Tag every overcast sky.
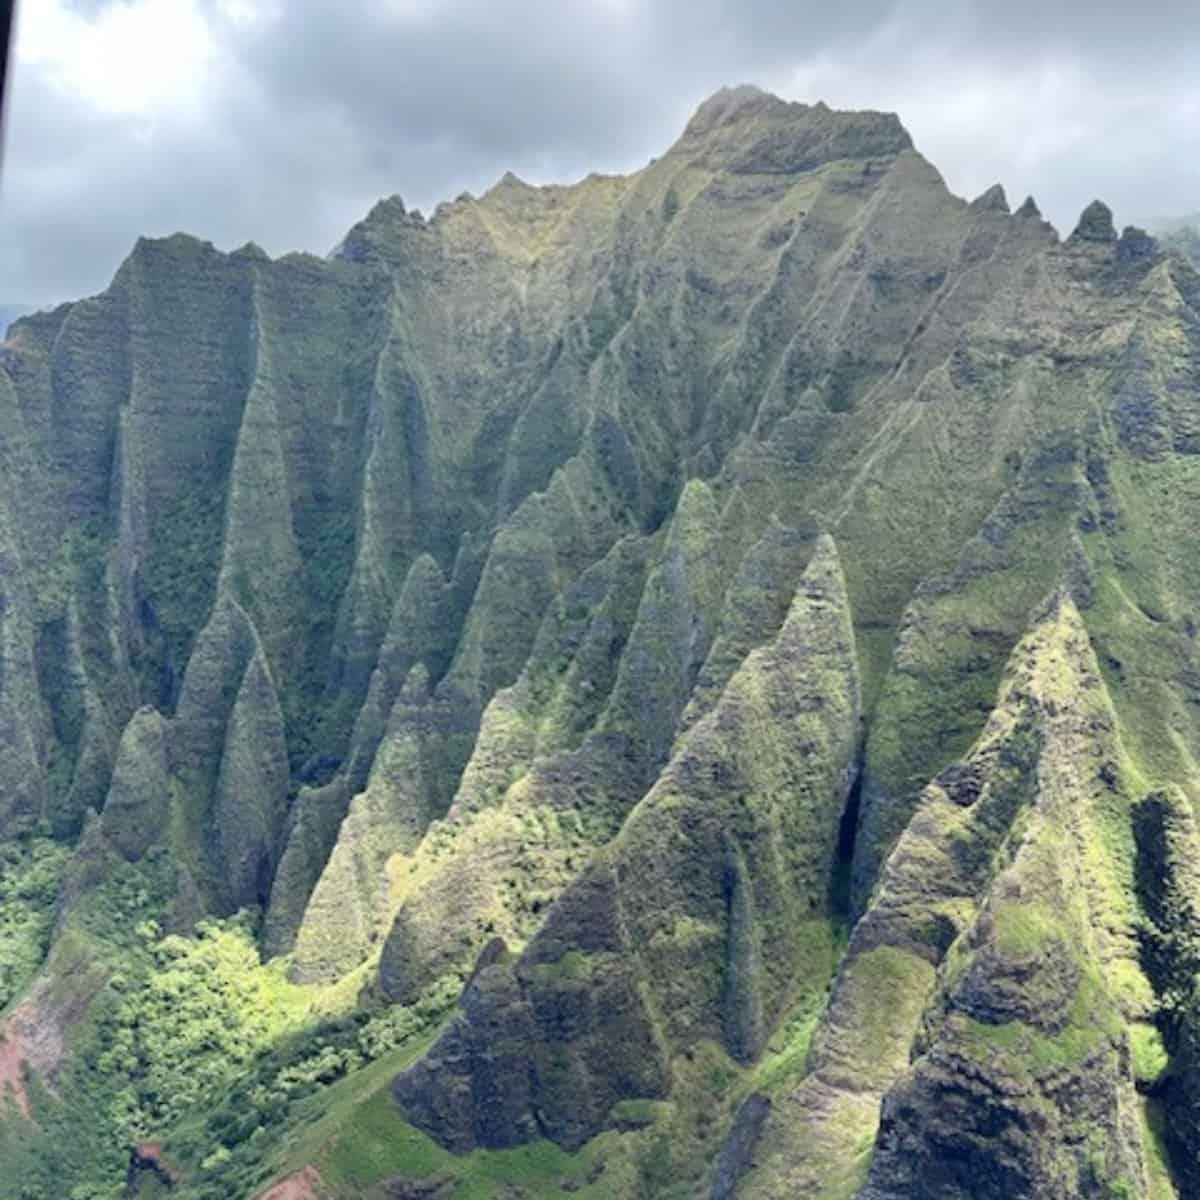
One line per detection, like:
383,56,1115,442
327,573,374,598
3,0,1199,307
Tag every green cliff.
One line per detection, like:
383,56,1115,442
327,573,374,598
1,85,1199,1199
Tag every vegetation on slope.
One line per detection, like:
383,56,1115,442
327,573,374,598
0,853,453,1200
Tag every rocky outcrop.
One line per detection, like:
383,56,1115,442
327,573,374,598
213,647,289,912
1071,199,1118,243
0,494,46,833
376,483,722,1004
1132,788,1200,1195
99,706,169,860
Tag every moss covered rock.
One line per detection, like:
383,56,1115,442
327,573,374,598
393,536,860,1153
99,706,169,861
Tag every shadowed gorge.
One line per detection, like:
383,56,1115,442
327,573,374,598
2,85,1200,1199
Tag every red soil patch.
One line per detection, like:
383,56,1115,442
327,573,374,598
0,1027,31,1120
257,1165,324,1200
0,944,108,1125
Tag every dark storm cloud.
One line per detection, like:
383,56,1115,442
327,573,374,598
3,0,1199,307
212,0,900,179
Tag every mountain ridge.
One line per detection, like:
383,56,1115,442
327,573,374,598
1,86,1199,1199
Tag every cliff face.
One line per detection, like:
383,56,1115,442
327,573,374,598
3,85,1200,1199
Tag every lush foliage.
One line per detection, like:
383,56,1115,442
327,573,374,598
0,838,70,1012
0,856,452,1200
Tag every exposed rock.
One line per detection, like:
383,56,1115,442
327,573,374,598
172,591,259,799
852,439,1092,913
255,1166,324,1200
742,593,1162,1198
1070,199,1117,243
0,933,108,1121
679,87,914,175
100,706,169,860
0,486,46,833
260,775,350,958
1133,788,1200,1192
709,1092,771,1200
393,871,671,1153
969,183,1009,213
377,487,720,1006
213,647,290,911
1118,225,1158,264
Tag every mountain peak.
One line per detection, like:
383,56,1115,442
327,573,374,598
677,85,912,175
970,183,1010,214
1069,198,1117,243
232,241,270,262
684,83,774,127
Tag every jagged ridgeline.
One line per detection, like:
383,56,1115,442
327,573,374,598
1,85,1200,1199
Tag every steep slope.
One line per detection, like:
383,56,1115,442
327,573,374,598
393,537,859,1158
0,85,1199,1199
741,592,1164,1199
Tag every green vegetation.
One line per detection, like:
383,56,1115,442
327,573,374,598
292,506,359,767
1131,1023,1170,1088
166,972,453,1200
0,847,453,1200
744,980,832,1095
144,482,226,680
0,838,69,1012
315,1089,616,1200
1140,1098,1180,1200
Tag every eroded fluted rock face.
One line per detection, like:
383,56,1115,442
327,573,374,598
729,595,1168,1200
1133,788,1200,1197
375,482,724,1004
394,537,860,1151
290,663,435,981
855,600,1147,1199
99,706,169,861
213,648,289,911
3,85,1200,1200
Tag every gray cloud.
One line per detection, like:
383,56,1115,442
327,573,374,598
3,0,1199,307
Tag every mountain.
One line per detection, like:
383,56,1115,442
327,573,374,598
0,84,1198,1199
